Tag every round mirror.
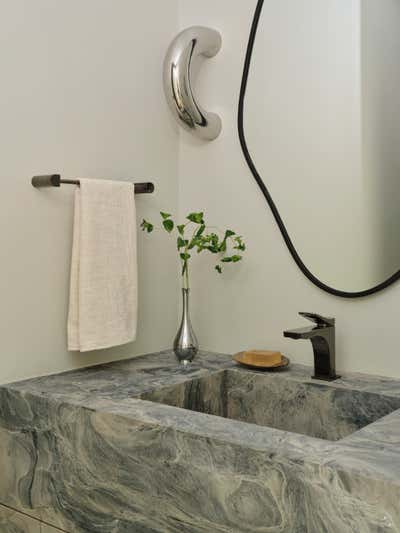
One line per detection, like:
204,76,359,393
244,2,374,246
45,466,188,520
240,0,400,297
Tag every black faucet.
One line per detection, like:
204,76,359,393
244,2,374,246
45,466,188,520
284,312,340,381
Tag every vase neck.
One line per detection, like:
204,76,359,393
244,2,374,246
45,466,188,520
182,287,189,298
181,288,190,310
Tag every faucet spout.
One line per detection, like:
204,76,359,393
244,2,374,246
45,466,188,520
284,326,321,340
284,313,340,381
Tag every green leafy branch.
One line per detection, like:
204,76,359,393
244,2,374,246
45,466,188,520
141,211,246,289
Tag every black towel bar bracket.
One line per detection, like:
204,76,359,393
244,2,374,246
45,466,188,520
31,174,155,194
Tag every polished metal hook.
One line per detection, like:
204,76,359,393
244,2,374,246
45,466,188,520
163,26,222,141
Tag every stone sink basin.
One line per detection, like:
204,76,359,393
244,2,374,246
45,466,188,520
2,351,400,532
139,368,400,441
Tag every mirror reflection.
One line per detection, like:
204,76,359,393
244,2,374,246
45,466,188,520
244,0,400,293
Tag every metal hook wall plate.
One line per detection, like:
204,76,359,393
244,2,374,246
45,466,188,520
163,26,222,141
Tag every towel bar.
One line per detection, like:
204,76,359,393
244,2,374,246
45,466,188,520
31,175,155,194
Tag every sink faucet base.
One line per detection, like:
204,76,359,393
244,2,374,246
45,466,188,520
312,374,341,382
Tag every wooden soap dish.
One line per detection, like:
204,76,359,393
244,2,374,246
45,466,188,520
234,350,290,371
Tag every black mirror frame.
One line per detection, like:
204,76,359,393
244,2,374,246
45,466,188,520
238,0,400,299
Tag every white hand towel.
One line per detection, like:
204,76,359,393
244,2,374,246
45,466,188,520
68,179,137,352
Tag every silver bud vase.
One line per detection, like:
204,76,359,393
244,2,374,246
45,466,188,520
174,288,198,364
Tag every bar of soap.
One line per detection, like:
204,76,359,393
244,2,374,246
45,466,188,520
243,350,282,366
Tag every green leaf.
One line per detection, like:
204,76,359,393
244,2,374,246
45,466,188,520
163,219,174,233
196,224,206,237
188,238,198,250
141,211,245,278
234,236,246,251
140,219,154,233
222,255,242,263
204,233,219,253
218,241,227,253
177,237,187,249
187,212,204,224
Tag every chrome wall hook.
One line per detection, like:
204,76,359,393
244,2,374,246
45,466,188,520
163,26,222,141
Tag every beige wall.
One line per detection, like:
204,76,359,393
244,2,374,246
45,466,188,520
0,0,179,383
178,0,400,378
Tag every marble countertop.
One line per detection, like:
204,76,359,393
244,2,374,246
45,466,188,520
4,350,400,483
2,350,400,532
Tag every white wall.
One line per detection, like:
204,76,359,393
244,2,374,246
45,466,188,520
178,0,400,378
0,0,180,383
2,0,400,384
244,0,376,293
361,0,400,280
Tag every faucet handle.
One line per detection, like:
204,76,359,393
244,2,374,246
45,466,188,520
299,312,335,327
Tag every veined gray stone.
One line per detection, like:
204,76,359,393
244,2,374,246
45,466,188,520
0,350,400,532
